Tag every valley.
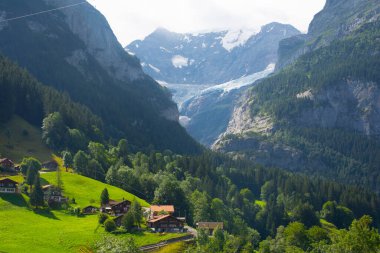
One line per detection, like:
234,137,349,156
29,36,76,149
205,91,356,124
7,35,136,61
1,0,380,252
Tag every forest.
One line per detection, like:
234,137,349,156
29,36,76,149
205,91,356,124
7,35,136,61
241,21,380,193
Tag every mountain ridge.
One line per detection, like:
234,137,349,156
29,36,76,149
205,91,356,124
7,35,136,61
126,22,300,84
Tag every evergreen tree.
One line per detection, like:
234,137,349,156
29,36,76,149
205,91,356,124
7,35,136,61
62,151,73,172
73,150,89,175
122,211,135,232
29,174,44,208
100,188,109,206
130,199,143,228
56,165,63,191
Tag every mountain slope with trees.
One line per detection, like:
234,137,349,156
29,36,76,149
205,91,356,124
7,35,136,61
0,0,200,154
214,20,380,193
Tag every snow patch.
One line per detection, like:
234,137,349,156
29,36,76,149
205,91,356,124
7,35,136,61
202,42,207,48
183,35,191,43
149,64,160,73
160,47,171,53
179,116,191,127
172,55,189,68
221,29,257,51
296,90,313,99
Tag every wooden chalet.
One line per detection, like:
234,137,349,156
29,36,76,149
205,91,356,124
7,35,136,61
0,178,18,193
197,222,224,235
101,199,131,216
147,214,185,232
82,205,98,215
0,158,15,169
42,185,66,204
42,160,58,171
150,205,175,219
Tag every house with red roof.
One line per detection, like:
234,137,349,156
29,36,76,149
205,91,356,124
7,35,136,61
149,205,175,219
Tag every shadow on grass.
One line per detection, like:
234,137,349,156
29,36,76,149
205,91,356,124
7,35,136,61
0,193,28,207
39,177,50,185
33,208,60,220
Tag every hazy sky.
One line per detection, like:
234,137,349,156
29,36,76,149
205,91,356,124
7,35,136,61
87,0,326,46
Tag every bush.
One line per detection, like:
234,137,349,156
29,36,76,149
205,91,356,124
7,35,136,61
99,213,109,224
104,219,117,232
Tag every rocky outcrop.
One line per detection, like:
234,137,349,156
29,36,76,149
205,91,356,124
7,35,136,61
295,80,380,135
43,0,144,82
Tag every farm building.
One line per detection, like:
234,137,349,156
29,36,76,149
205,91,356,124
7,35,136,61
147,214,185,232
0,178,18,193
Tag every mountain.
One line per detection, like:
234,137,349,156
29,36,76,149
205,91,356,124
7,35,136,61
277,0,380,69
0,0,200,154
126,23,299,146
126,23,300,84
180,64,275,146
213,0,380,193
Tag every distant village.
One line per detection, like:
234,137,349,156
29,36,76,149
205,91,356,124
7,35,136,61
0,157,223,235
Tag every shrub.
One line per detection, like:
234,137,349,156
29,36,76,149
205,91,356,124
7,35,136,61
104,219,117,232
99,213,109,224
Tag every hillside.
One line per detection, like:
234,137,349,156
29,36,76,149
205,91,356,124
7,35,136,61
0,0,200,154
214,21,380,193
0,172,182,253
0,116,52,161
40,172,149,207
276,0,380,69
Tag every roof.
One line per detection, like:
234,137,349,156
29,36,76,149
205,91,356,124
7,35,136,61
82,205,98,209
148,214,181,223
0,178,18,185
150,205,175,213
103,199,131,207
0,158,14,165
197,222,224,229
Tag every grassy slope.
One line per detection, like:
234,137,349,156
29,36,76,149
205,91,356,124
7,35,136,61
0,172,184,252
40,171,149,208
0,115,52,162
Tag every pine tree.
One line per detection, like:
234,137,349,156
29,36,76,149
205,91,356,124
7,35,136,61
130,199,143,228
100,188,109,206
56,165,63,191
29,174,45,208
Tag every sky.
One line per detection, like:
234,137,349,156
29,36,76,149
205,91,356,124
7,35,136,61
87,0,326,46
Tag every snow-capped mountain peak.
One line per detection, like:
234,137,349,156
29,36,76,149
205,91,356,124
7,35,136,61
126,22,300,84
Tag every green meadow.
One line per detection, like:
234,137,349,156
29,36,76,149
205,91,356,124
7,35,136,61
0,172,182,253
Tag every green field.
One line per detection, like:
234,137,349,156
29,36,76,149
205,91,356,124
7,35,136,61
0,115,52,162
0,172,184,252
41,171,149,208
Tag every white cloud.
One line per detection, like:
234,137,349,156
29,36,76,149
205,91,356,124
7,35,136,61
88,0,326,46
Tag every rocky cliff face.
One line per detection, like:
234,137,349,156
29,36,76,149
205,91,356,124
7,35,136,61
295,80,380,135
126,23,299,84
43,0,144,83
